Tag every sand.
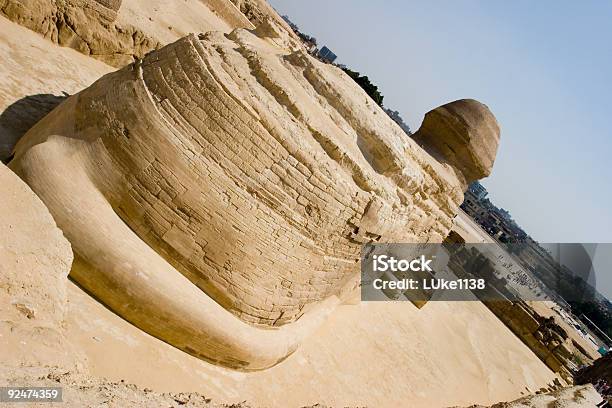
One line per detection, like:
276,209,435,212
66,280,557,408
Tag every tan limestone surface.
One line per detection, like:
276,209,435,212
0,0,256,162
9,14,499,370
413,99,501,184
116,0,252,45
0,0,160,67
0,0,252,68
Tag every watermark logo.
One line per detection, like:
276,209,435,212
372,254,434,272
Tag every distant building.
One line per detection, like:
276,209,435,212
461,182,527,243
318,46,337,63
468,181,488,201
305,43,317,54
498,207,511,221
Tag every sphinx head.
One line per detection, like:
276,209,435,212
412,99,500,185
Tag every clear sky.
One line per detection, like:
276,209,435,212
269,0,612,245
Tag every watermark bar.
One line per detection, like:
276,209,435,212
361,243,611,302
0,387,63,403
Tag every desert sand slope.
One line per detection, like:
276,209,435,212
0,17,114,161
66,281,557,408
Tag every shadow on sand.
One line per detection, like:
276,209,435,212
1,92,69,164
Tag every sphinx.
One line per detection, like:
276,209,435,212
9,24,500,370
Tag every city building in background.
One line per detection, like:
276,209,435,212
318,46,337,63
462,182,527,243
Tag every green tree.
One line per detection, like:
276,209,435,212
341,68,384,107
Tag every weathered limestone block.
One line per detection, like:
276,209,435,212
553,341,575,361
0,0,160,66
10,27,499,369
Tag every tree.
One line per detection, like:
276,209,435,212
341,68,384,107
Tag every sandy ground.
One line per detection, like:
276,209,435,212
66,280,557,408
0,18,113,106
464,384,603,408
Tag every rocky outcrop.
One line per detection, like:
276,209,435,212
413,99,500,184
9,22,499,369
0,163,78,370
0,0,160,66
230,0,294,34
0,0,259,68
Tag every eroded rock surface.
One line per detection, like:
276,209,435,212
10,25,500,369
0,163,78,370
0,0,160,66
0,0,256,67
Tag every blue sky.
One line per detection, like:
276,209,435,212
269,0,612,245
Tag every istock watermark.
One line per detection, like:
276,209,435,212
372,254,434,272
361,243,612,303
